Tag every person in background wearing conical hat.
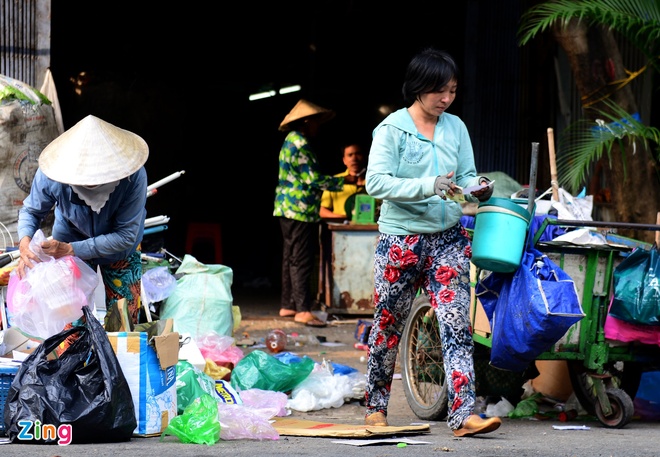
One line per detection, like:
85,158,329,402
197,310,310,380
273,99,360,327
17,115,149,331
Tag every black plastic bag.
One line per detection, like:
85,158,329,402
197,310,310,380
3,306,137,444
610,246,660,326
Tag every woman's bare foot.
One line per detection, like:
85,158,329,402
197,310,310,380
294,311,315,323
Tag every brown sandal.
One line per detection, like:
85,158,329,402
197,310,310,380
365,412,388,426
304,318,327,328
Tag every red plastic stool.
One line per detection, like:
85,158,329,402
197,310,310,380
185,222,223,264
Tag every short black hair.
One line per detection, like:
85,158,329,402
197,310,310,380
342,140,363,151
402,48,460,105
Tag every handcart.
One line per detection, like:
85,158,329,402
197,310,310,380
400,217,660,429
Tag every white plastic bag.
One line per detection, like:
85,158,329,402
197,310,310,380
6,230,99,340
551,188,593,221
287,362,363,412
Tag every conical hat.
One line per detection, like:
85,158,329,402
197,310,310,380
278,99,335,132
39,115,149,185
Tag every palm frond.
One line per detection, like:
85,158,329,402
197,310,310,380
556,100,660,193
518,0,660,56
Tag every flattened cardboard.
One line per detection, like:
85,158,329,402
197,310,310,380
272,417,430,438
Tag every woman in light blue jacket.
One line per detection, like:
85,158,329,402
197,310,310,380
363,47,500,437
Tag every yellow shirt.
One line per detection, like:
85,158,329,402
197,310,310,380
320,170,365,217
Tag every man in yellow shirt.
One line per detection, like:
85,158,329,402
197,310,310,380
320,142,367,219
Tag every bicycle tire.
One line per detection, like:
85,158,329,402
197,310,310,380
400,294,448,420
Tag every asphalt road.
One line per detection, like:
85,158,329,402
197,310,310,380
2,287,659,456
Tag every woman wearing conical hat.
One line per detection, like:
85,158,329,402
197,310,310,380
17,115,149,330
274,99,359,327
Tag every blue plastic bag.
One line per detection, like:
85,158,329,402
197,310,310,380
475,248,585,372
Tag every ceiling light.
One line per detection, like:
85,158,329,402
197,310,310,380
249,90,276,101
279,85,301,95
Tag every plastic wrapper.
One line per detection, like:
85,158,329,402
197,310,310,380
197,331,244,366
217,403,280,441
239,388,289,417
141,266,177,304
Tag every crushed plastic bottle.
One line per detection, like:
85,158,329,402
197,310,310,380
265,329,287,353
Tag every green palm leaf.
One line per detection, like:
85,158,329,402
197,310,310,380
519,0,660,72
557,99,660,193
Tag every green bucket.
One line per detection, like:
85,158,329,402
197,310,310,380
471,197,532,273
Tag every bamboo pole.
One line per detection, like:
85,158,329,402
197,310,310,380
547,128,560,202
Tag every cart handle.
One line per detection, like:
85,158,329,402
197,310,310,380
532,218,660,246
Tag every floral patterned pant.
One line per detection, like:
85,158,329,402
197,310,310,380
364,225,475,430
57,251,143,356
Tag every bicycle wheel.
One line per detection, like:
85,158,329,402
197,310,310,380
400,294,448,420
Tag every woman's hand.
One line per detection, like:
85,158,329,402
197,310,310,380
17,236,39,279
434,171,457,200
17,237,75,279
472,179,494,202
41,239,74,258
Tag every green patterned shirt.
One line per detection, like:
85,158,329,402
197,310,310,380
273,130,345,222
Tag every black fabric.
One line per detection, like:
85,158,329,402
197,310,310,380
279,217,318,312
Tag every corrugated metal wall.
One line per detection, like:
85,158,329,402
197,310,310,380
0,0,50,88
463,0,532,184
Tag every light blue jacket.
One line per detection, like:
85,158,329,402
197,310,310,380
366,108,485,235
18,167,147,264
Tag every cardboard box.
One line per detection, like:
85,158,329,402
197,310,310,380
107,331,179,437
469,263,491,336
531,360,574,402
